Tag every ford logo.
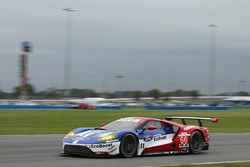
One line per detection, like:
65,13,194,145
143,135,153,142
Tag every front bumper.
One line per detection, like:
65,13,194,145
63,142,120,156
64,145,98,156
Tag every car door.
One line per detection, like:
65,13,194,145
139,120,176,153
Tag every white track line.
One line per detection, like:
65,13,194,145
137,160,250,167
186,160,250,165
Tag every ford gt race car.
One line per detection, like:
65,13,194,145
61,116,218,157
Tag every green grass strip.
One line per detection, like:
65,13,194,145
0,109,250,134
159,161,250,167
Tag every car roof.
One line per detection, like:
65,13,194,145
121,117,184,127
120,116,165,122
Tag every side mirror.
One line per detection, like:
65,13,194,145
147,125,157,130
100,123,107,127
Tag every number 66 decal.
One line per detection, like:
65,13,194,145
180,136,188,144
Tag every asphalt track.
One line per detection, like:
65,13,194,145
0,133,250,167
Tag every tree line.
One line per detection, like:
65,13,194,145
0,84,249,99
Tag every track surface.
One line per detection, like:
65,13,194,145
0,133,250,167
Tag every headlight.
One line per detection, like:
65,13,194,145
64,131,75,139
99,134,117,141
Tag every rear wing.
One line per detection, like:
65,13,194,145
165,116,219,127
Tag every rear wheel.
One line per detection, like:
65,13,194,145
189,131,203,154
120,134,137,158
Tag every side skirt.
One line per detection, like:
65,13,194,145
142,150,188,156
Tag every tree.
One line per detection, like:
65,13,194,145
236,92,249,96
162,92,170,101
133,91,142,101
25,83,35,96
13,83,35,98
13,86,22,97
174,89,185,96
148,89,161,100
0,89,3,99
190,90,199,99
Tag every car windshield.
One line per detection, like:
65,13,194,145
101,118,143,131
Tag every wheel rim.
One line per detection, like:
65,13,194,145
121,135,137,156
191,133,201,150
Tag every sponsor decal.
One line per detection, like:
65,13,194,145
108,148,117,153
143,135,153,142
178,132,191,137
107,145,116,151
90,143,112,148
108,145,117,153
154,135,167,141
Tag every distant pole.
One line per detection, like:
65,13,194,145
116,74,125,98
208,24,219,96
20,54,28,98
62,8,80,97
20,42,32,100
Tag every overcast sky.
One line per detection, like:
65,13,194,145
0,0,250,94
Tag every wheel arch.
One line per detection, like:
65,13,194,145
190,129,205,141
120,132,139,143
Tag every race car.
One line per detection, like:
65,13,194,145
61,116,218,157
73,103,96,110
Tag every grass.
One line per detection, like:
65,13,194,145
159,162,250,167
0,109,250,134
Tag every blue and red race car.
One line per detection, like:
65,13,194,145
61,116,218,157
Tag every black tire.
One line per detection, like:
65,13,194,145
189,131,203,154
120,133,138,158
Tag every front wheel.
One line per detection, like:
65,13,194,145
120,134,137,158
189,131,203,154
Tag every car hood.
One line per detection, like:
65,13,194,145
63,129,119,144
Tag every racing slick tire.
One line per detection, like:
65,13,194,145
189,131,203,154
120,133,138,158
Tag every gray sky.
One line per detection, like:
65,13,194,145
0,0,250,94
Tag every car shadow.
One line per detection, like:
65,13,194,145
59,151,209,159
